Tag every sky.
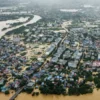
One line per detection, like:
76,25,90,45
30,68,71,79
0,0,100,7
23,0,100,4
19,0,100,6
22,0,100,8
0,0,100,4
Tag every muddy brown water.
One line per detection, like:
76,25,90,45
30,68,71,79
1,89,100,100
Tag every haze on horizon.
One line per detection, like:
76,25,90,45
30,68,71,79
1,0,100,7
20,0,100,5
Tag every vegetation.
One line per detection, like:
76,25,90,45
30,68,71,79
2,28,7,31
5,91,10,95
30,57,37,61
32,92,35,96
20,52,27,56
6,26,26,35
26,88,33,94
20,80,27,87
94,73,100,89
68,84,93,95
36,92,39,96
39,80,66,95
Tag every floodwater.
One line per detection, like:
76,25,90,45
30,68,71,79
83,4,94,8
0,17,29,30
0,15,41,38
1,89,100,100
60,9,82,12
0,90,15,100
24,15,41,25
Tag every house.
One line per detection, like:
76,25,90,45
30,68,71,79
45,44,55,56
13,80,20,89
97,68,100,72
63,39,70,45
37,58,44,62
92,61,100,67
54,38,62,46
58,59,67,66
63,50,72,60
51,57,58,63
1,86,9,93
26,81,35,89
68,60,78,68
98,54,100,60
0,79,4,86
72,51,82,60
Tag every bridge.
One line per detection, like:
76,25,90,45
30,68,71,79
9,86,25,100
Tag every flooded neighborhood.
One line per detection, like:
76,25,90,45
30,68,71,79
0,0,100,100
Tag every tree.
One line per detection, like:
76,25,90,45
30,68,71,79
26,88,33,94
86,76,93,82
68,87,79,95
20,52,27,56
79,84,93,94
39,80,66,95
20,80,27,87
5,91,10,95
32,92,35,96
36,92,39,96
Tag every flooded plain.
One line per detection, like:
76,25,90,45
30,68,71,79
0,15,41,38
60,9,82,12
0,89,100,100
